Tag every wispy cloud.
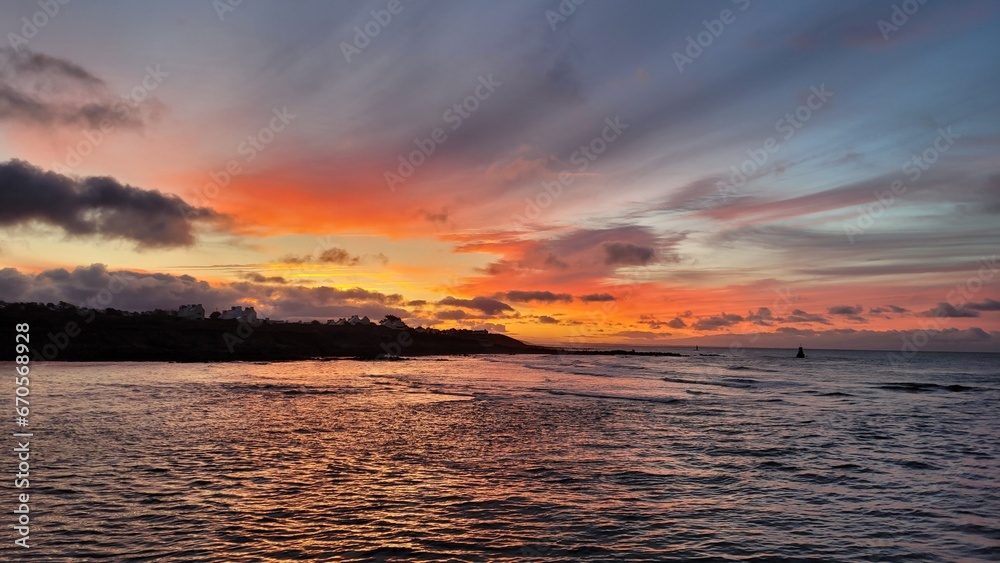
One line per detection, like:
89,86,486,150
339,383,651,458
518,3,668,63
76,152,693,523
499,290,573,303
0,48,156,129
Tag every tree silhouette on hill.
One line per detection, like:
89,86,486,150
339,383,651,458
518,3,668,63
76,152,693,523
379,314,407,329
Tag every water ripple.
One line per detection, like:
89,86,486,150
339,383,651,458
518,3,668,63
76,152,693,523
3,353,998,561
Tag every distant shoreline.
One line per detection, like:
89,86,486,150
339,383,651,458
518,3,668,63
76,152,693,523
1,303,686,362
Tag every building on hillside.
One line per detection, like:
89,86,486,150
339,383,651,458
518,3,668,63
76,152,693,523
220,306,243,320
178,304,205,320
220,306,258,323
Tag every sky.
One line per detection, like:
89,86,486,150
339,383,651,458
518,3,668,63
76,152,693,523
1,0,999,352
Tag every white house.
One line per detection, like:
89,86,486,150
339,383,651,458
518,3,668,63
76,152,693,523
220,306,258,323
220,306,243,320
178,304,205,320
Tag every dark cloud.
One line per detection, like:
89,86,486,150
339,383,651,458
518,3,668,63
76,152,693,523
603,242,656,266
278,254,309,264
639,314,670,329
579,293,615,302
240,273,288,284
0,264,411,321
0,268,31,298
472,226,680,280
746,307,774,326
693,313,744,331
667,317,687,329
828,305,863,315
537,315,559,324
784,309,831,325
0,48,152,129
967,298,1000,311
15,51,104,84
279,248,388,266
870,305,909,314
438,296,514,316
309,286,403,305
921,302,980,318
501,290,572,303
0,159,225,249
318,247,359,265
436,310,469,320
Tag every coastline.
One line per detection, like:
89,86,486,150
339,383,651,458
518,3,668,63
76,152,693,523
1,304,684,362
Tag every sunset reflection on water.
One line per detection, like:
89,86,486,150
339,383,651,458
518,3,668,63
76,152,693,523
8,351,999,560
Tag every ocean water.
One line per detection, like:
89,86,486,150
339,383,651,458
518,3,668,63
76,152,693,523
4,349,999,561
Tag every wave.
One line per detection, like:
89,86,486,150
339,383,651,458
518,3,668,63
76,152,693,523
724,377,759,384
894,460,941,470
217,382,352,396
876,382,978,393
662,376,755,389
535,388,681,404
725,365,781,373
527,367,621,378
757,460,799,472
